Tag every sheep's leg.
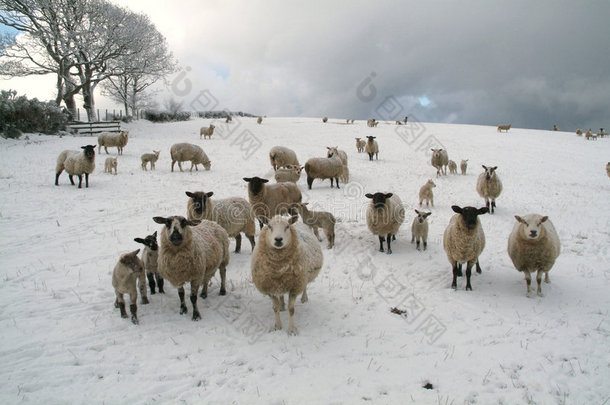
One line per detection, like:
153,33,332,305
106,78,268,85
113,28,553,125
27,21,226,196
84,173,89,188
287,292,298,335
491,199,496,213
200,280,208,299
544,271,550,284
68,174,75,185
378,235,385,252
219,264,227,296
178,161,184,172
55,171,62,186
234,234,242,253
307,176,314,190
271,296,282,331
247,235,256,251
475,260,482,274
456,263,463,277
375,153,378,160
147,273,157,294
423,239,427,251
416,238,421,251
129,292,138,325
156,274,165,293
279,295,286,311
104,146,109,154
325,228,334,249
171,161,176,172
115,292,127,318
77,174,83,189
524,271,532,297
301,286,308,303
178,287,188,314
430,195,434,207
536,270,544,297
451,262,459,289
190,282,201,321
465,262,474,291
386,234,393,254
138,273,149,304
312,227,322,242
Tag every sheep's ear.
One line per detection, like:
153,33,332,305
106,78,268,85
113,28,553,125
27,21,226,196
326,147,331,150
134,238,145,245
243,177,252,182
130,249,140,256
365,193,374,199
492,166,498,171
152,231,157,237
206,192,214,198
153,216,168,225
451,205,462,214
185,191,196,198
482,165,487,170
515,215,525,224
540,216,548,223
260,216,270,225
289,214,299,225
186,219,201,227
261,178,269,183
384,193,393,199
414,209,420,214
477,207,489,215
424,212,432,218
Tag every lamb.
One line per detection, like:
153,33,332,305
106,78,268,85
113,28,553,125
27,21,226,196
112,249,146,325
170,143,211,172
476,165,503,214
585,129,593,139
497,124,511,132
243,176,302,228
141,150,160,171
322,116,328,123
365,192,405,254
293,202,336,249
251,214,323,335
367,119,378,127
355,137,366,153
55,145,96,188
418,179,436,207
460,159,468,175
395,120,403,125
448,160,458,174
152,216,230,320
199,124,215,140
430,148,449,176
134,231,164,295
411,210,431,251
98,130,128,155
507,214,561,297
365,136,379,160
304,149,343,189
553,124,560,131
575,128,582,136
443,205,488,291
274,165,303,183
326,146,349,183
226,115,232,123
269,146,300,171
185,190,256,253
257,116,263,124
104,157,118,175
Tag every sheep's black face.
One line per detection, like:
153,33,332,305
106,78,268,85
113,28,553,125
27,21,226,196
415,210,431,224
243,177,269,196
186,191,213,215
452,206,488,230
81,145,96,159
153,216,200,247
366,136,376,142
366,192,393,210
134,231,158,251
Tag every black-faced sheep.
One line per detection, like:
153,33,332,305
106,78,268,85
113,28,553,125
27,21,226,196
365,136,379,160
112,249,145,325
55,145,96,188
243,177,302,228
365,192,405,254
476,165,503,214
134,231,164,295
170,143,211,172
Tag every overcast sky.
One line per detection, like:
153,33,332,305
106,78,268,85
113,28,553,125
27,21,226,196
2,0,609,130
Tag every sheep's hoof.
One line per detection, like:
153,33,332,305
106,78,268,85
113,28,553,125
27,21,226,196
121,313,128,319
141,297,150,305
131,316,139,325
537,291,544,297
192,312,201,321
288,326,299,336
379,248,384,252
465,285,472,291
451,283,457,290
200,291,207,299
180,305,188,315
386,249,392,254
273,323,282,331
219,289,226,296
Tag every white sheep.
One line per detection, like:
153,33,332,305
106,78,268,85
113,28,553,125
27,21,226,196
355,137,366,153
326,146,349,183
497,124,511,132
104,157,118,175
448,160,457,174
575,129,582,136
226,115,232,123
200,124,215,140
430,148,449,177
443,205,488,290
508,214,560,297
98,131,128,155
418,179,436,207
365,192,405,254
476,165,503,214
112,249,146,325
322,116,328,123
243,176,302,228
606,162,610,177
365,136,379,161
251,214,323,335
141,150,160,170
411,209,431,251
134,231,164,295
257,116,263,124
170,143,211,172
274,165,303,183
367,119,378,127
460,159,468,175
153,216,230,320
293,202,336,249
55,145,96,188
304,150,343,189
269,146,300,171
186,190,256,253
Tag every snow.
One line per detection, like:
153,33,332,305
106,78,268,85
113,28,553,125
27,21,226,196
1,117,609,404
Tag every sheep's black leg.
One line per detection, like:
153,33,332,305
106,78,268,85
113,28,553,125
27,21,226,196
130,304,138,325
156,275,165,293
258,220,264,230
491,200,496,214
178,288,187,314
200,281,208,299
451,262,459,289
190,294,201,321
378,235,385,252
335,177,340,189
84,173,89,188
423,240,427,250
118,302,128,318
307,176,314,190
55,171,62,186
330,178,334,188
68,174,75,185
77,174,83,188
457,263,463,277
386,234,393,254
219,265,227,296
486,199,491,213
465,262,473,291
234,233,242,253
476,260,482,274
147,273,157,294
368,153,373,161
247,235,256,251
416,240,420,250
375,153,378,160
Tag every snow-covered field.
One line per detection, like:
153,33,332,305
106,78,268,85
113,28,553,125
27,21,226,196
1,117,609,404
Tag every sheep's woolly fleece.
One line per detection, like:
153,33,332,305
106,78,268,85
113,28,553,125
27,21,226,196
0,117,609,404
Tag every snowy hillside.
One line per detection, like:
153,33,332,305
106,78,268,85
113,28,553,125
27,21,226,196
1,117,609,404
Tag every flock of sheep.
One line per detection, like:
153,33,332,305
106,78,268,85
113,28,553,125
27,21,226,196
53,118,607,333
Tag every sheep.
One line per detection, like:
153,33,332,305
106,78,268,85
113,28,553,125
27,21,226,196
460,159,468,175
226,115,232,123
403,116,408,124
200,124,215,140
507,214,561,297
443,205,488,291
411,210,431,251
322,116,328,123
274,165,303,183
418,179,436,207
269,146,300,171
365,136,379,161
575,128,583,136
257,116,263,124
243,176,302,228
600,128,608,138
251,214,323,335
367,119,379,127
365,192,405,254
607,162,610,177
55,145,96,188
170,143,211,172
292,202,336,249
497,124,511,132
448,160,458,174
326,146,349,183
585,129,598,140
152,216,230,319
355,137,366,153
98,130,129,155
185,190,256,253
553,124,560,131
141,150,160,171
476,165,503,214
112,249,145,325
134,231,164,295
104,157,118,175
430,148,449,177
395,120,403,125
304,149,343,189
